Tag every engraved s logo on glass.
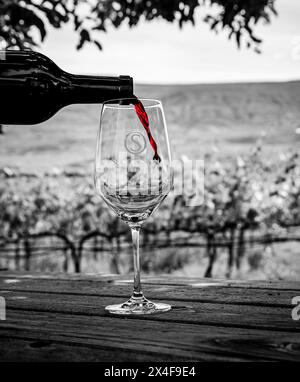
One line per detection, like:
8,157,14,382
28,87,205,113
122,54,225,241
125,132,146,155
291,296,300,321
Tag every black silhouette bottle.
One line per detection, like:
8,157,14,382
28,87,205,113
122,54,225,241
0,50,134,125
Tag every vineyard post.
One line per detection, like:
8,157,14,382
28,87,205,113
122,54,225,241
204,230,217,278
236,224,245,269
14,238,20,270
23,237,31,271
226,226,236,279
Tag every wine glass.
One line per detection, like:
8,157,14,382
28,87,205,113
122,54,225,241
94,98,173,314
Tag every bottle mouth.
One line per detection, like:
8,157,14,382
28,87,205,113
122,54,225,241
119,75,134,98
103,98,162,110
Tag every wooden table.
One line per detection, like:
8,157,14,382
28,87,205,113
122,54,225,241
0,272,300,362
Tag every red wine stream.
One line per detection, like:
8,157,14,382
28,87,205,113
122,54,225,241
131,97,161,162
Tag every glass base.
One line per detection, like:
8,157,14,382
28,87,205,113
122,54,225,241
105,295,171,315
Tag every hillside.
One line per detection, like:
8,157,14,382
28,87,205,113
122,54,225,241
1,81,300,172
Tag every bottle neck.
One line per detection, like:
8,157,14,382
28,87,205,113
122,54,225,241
66,74,133,104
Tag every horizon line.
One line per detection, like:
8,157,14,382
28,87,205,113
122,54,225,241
134,77,300,87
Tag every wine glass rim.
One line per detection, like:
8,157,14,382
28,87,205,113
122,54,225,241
102,98,162,110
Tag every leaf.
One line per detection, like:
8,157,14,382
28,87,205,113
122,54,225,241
2,0,278,52
74,15,81,31
210,19,219,31
92,24,107,32
76,29,91,50
235,30,241,48
27,13,47,42
93,40,102,50
251,35,262,44
11,5,46,41
269,3,278,16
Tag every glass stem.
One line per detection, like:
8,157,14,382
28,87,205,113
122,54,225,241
131,226,143,298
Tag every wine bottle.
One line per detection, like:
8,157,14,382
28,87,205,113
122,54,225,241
0,50,133,125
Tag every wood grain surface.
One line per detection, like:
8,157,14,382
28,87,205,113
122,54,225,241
0,272,299,362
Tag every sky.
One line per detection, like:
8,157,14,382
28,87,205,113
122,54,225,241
39,0,300,84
